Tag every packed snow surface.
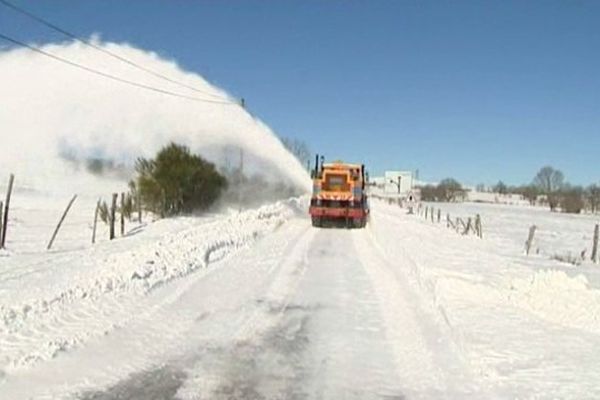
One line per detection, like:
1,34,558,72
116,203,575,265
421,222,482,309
1,199,600,399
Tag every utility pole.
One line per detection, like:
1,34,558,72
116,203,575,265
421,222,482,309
238,147,244,211
110,193,117,240
389,177,401,195
1,174,14,249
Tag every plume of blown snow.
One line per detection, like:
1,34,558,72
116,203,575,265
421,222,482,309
0,38,311,197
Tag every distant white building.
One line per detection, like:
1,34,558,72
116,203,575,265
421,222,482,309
384,170,414,195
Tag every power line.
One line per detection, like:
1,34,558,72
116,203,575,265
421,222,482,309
0,32,236,105
0,0,227,100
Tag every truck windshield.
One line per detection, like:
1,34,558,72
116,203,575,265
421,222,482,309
323,174,348,191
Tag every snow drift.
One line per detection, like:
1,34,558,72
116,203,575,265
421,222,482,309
0,199,303,372
0,38,311,196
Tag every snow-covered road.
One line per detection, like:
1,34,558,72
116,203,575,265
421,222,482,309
0,205,478,399
2,199,600,399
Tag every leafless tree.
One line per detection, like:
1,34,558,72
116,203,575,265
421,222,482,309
515,185,539,205
587,184,600,213
281,137,311,168
493,181,508,194
533,166,564,211
438,178,466,202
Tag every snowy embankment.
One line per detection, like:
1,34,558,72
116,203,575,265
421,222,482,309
0,198,303,374
371,200,600,398
419,201,600,333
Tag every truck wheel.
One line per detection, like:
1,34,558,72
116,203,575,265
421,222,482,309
311,217,321,227
355,217,366,228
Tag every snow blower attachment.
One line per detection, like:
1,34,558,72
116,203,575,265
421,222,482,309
309,155,369,228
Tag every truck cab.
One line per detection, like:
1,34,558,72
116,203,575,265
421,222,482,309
309,156,369,228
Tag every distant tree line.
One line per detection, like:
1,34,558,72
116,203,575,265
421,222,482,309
444,165,600,214
488,166,599,214
419,178,467,202
280,137,311,170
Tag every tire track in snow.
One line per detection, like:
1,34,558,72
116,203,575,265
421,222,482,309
358,211,489,399
181,228,407,400
175,224,316,399
352,228,450,397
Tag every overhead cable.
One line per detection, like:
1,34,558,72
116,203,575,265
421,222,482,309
0,0,227,100
0,32,235,105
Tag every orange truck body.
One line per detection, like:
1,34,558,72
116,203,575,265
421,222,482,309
309,158,369,228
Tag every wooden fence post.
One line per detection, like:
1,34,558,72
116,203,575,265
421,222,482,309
457,217,467,233
463,217,472,235
1,174,14,249
47,194,77,250
137,192,142,223
431,207,434,222
92,199,100,244
475,214,483,238
437,209,441,223
425,207,428,219
110,193,117,240
592,224,599,263
446,213,450,228
455,217,460,233
525,225,537,255
0,201,3,247
120,192,125,236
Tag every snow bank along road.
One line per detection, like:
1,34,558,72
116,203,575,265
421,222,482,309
1,199,600,399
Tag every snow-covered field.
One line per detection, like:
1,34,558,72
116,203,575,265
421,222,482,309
1,197,600,399
424,201,600,267
374,201,600,398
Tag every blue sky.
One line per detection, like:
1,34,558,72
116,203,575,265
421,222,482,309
1,0,599,185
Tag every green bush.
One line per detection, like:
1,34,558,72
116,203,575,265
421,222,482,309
132,143,227,217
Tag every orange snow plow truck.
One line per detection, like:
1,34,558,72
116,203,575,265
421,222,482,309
309,155,369,228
